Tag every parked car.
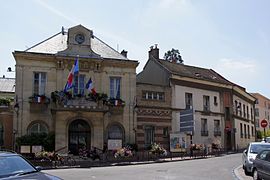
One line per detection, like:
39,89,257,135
0,151,62,179
242,142,270,175
252,149,270,180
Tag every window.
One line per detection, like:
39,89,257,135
108,124,123,140
244,124,247,138
235,100,238,114
214,120,221,136
214,96,218,106
0,122,3,146
33,72,46,95
247,106,249,119
225,107,230,121
28,122,48,135
243,104,246,118
251,107,254,119
255,108,259,117
185,93,193,109
145,126,155,147
240,123,243,138
201,119,208,136
203,96,210,111
142,91,164,101
110,77,121,99
74,74,85,95
252,126,254,137
163,127,169,137
247,125,250,139
239,102,242,116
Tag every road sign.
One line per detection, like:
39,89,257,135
261,119,268,128
180,109,194,133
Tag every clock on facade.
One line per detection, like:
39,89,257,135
75,34,85,44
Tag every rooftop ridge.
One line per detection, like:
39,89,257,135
93,35,128,60
25,31,64,52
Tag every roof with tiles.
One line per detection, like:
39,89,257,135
25,27,128,60
0,77,15,93
156,59,233,85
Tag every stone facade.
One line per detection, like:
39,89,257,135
13,25,138,154
136,46,256,151
136,83,172,150
251,93,270,133
0,77,15,150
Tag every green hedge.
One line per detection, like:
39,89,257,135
16,132,55,152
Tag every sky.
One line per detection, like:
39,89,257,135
1,0,270,98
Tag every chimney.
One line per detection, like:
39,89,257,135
121,50,128,58
148,44,159,60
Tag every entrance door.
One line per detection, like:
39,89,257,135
226,131,232,151
68,120,91,155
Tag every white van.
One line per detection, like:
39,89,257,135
242,142,270,175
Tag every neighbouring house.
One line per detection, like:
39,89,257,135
12,25,138,154
136,45,255,151
0,76,15,150
251,93,270,134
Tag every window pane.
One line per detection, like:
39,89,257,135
145,126,154,146
33,72,46,95
108,125,123,139
29,123,48,135
110,77,121,99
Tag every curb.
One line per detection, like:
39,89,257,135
232,165,243,180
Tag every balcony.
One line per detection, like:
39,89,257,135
201,130,209,136
29,95,50,113
50,91,125,113
214,130,221,136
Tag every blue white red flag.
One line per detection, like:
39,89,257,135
64,58,79,92
86,78,96,94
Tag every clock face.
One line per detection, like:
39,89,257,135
75,34,85,44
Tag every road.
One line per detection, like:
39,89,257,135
43,153,249,180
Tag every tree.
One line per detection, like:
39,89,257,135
164,48,183,64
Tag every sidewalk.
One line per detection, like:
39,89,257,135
51,153,219,169
233,165,252,180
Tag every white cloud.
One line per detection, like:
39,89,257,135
213,58,260,89
33,0,79,24
217,58,257,73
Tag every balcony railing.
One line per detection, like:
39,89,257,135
201,130,209,136
203,106,210,112
50,91,125,113
214,131,221,136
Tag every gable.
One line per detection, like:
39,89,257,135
137,59,170,86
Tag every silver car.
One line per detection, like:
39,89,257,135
242,142,270,175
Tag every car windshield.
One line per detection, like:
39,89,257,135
0,155,37,178
250,144,270,154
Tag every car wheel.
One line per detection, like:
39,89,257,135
253,169,261,180
244,166,250,176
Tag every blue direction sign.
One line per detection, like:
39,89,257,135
180,109,194,133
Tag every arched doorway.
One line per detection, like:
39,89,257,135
106,124,125,149
68,119,91,155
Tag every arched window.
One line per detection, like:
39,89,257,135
0,122,3,146
108,124,124,140
28,122,48,135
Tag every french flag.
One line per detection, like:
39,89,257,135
64,58,79,92
86,78,96,94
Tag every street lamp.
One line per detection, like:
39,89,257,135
13,103,19,151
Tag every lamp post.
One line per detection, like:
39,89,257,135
13,102,19,151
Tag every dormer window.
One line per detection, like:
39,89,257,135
195,73,202,78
